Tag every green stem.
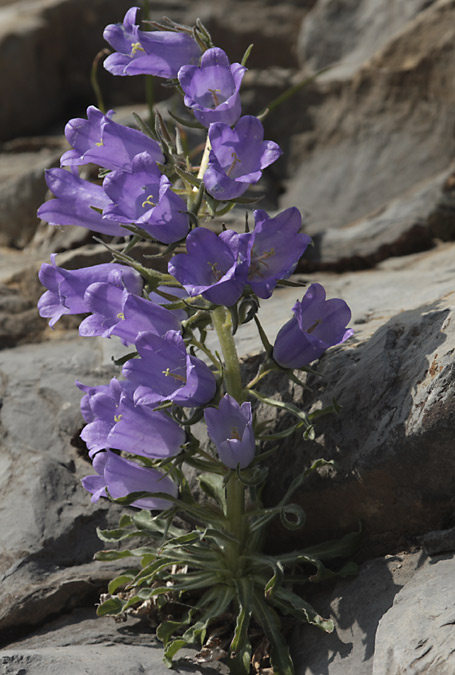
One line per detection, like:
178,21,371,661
211,305,246,573
211,306,243,402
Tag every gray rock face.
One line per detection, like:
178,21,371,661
1,0,455,672
298,0,433,78
292,550,422,674
283,0,455,236
373,555,455,674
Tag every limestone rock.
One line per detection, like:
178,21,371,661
299,166,455,271
2,608,226,674
373,555,455,674
0,335,125,638
282,0,455,236
298,0,433,78
0,139,62,248
292,551,422,674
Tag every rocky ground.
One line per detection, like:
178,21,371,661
1,0,455,673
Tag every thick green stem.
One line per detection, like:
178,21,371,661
211,306,243,402
211,305,246,573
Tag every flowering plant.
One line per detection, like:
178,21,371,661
38,7,357,674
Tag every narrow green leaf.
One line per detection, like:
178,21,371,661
168,108,205,129
96,596,125,616
94,549,136,561
231,577,253,667
164,638,187,667
198,473,227,510
241,43,254,67
108,574,136,595
157,620,186,647
272,586,334,633
253,593,295,675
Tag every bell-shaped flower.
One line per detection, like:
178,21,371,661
168,227,249,306
82,450,178,510
203,116,282,201
38,168,125,236
38,256,143,327
178,48,246,128
78,378,133,456
204,394,255,469
273,283,354,369
78,378,185,460
103,153,189,244
103,7,200,78
79,283,180,345
240,207,312,299
60,106,163,171
106,396,185,459
123,330,216,408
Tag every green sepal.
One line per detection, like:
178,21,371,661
174,165,202,188
111,351,138,366
168,108,205,129
276,278,308,288
241,43,254,67
132,112,157,140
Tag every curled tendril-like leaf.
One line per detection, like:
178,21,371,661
280,503,306,530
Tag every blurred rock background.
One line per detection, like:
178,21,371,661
0,0,455,673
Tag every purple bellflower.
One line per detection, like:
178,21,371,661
79,283,181,345
38,256,143,327
103,152,190,244
204,394,255,469
241,207,312,299
168,227,248,306
60,106,163,171
38,168,125,237
178,47,246,128
78,378,185,459
78,378,133,456
82,450,178,510
273,283,354,369
123,330,217,408
103,7,200,78
203,116,282,201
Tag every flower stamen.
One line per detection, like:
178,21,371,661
226,152,241,177
307,319,322,334
142,195,156,208
130,42,145,56
162,367,186,383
